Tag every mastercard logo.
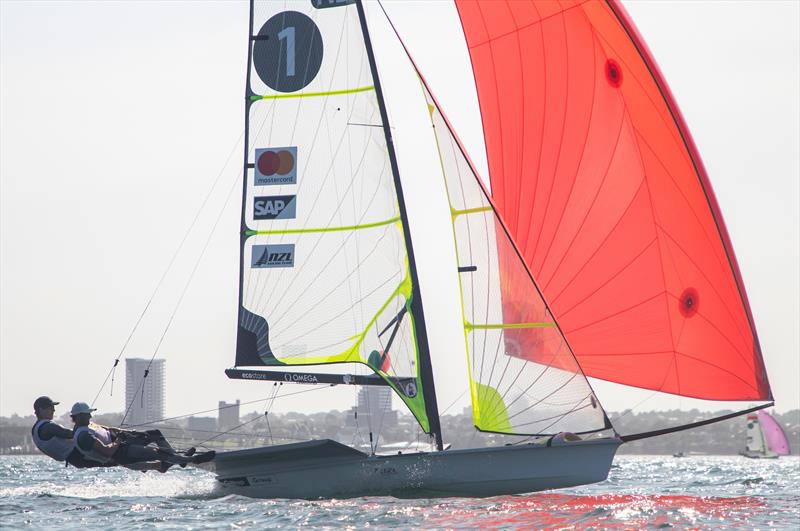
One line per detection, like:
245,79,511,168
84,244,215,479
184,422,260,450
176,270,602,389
258,149,295,176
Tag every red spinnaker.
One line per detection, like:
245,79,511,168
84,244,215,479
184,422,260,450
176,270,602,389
455,0,771,401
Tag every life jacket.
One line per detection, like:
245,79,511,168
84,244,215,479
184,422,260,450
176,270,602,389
31,419,74,461
73,423,115,464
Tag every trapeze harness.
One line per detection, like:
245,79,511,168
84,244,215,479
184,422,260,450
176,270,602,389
31,419,74,461
73,423,115,464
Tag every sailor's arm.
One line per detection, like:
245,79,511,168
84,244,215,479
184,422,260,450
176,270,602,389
76,431,120,457
100,424,134,438
38,422,73,440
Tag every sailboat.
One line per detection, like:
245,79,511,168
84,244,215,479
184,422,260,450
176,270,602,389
740,411,791,459
203,0,774,499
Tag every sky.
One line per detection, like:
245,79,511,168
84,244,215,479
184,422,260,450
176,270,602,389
1,0,798,422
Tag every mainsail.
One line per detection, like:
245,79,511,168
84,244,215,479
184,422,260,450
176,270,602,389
233,0,439,440
454,0,771,402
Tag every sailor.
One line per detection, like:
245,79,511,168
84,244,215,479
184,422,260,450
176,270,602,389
70,402,215,472
31,396,112,469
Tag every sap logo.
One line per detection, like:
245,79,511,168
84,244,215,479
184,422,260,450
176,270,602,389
251,244,295,269
253,195,296,220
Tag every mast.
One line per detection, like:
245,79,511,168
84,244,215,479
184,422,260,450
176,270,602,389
236,0,256,325
355,0,443,450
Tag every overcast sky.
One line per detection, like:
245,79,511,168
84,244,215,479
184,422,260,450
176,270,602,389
1,1,798,422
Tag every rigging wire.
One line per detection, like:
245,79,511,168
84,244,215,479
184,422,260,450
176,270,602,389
120,166,243,426
196,411,271,449
439,391,466,416
194,384,335,449
91,131,244,408
116,385,334,450
262,383,282,444
121,385,330,429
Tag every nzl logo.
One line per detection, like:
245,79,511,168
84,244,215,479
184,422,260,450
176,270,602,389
253,195,296,220
251,244,295,269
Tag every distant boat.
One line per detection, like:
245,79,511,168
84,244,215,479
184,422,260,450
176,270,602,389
672,452,686,458
740,411,791,459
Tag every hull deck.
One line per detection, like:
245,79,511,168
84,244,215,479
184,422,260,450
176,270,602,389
212,438,621,499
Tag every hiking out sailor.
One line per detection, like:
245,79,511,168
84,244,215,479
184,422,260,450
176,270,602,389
31,396,112,468
69,402,215,472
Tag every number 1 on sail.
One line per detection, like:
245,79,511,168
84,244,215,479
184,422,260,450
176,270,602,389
278,27,295,77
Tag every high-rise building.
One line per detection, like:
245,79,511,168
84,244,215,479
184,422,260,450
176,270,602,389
218,399,240,432
124,358,165,427
356,386,396,428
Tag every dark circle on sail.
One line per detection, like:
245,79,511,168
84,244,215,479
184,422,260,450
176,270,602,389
253,11,323,93
679,287,699,317
605,59,623,88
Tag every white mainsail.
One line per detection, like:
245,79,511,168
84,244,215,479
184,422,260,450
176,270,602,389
235,0,437,435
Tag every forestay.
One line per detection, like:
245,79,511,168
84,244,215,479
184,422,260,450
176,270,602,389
234,0,432,432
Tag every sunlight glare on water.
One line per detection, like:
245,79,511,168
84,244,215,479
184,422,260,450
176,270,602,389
1,455,798,529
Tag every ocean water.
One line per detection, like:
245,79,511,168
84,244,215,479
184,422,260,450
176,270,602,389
1,455,798,529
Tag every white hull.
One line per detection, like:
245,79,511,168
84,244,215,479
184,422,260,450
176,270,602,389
212,438,621,499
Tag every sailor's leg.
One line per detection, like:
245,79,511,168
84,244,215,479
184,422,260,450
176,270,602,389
114,444,193,466
144,429,174,451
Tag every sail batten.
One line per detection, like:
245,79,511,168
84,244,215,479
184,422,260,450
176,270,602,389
252,85,375,100
246,215,400,236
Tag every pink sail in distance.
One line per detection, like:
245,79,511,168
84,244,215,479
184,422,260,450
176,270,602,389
758,411,791,455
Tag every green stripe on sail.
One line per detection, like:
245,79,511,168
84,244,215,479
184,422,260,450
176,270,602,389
464,321,555,331
251,85,374,101
451,206,492,218
245,216,400,237
268,265,429,432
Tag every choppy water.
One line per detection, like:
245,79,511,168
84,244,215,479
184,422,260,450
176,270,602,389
1,454,798,529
